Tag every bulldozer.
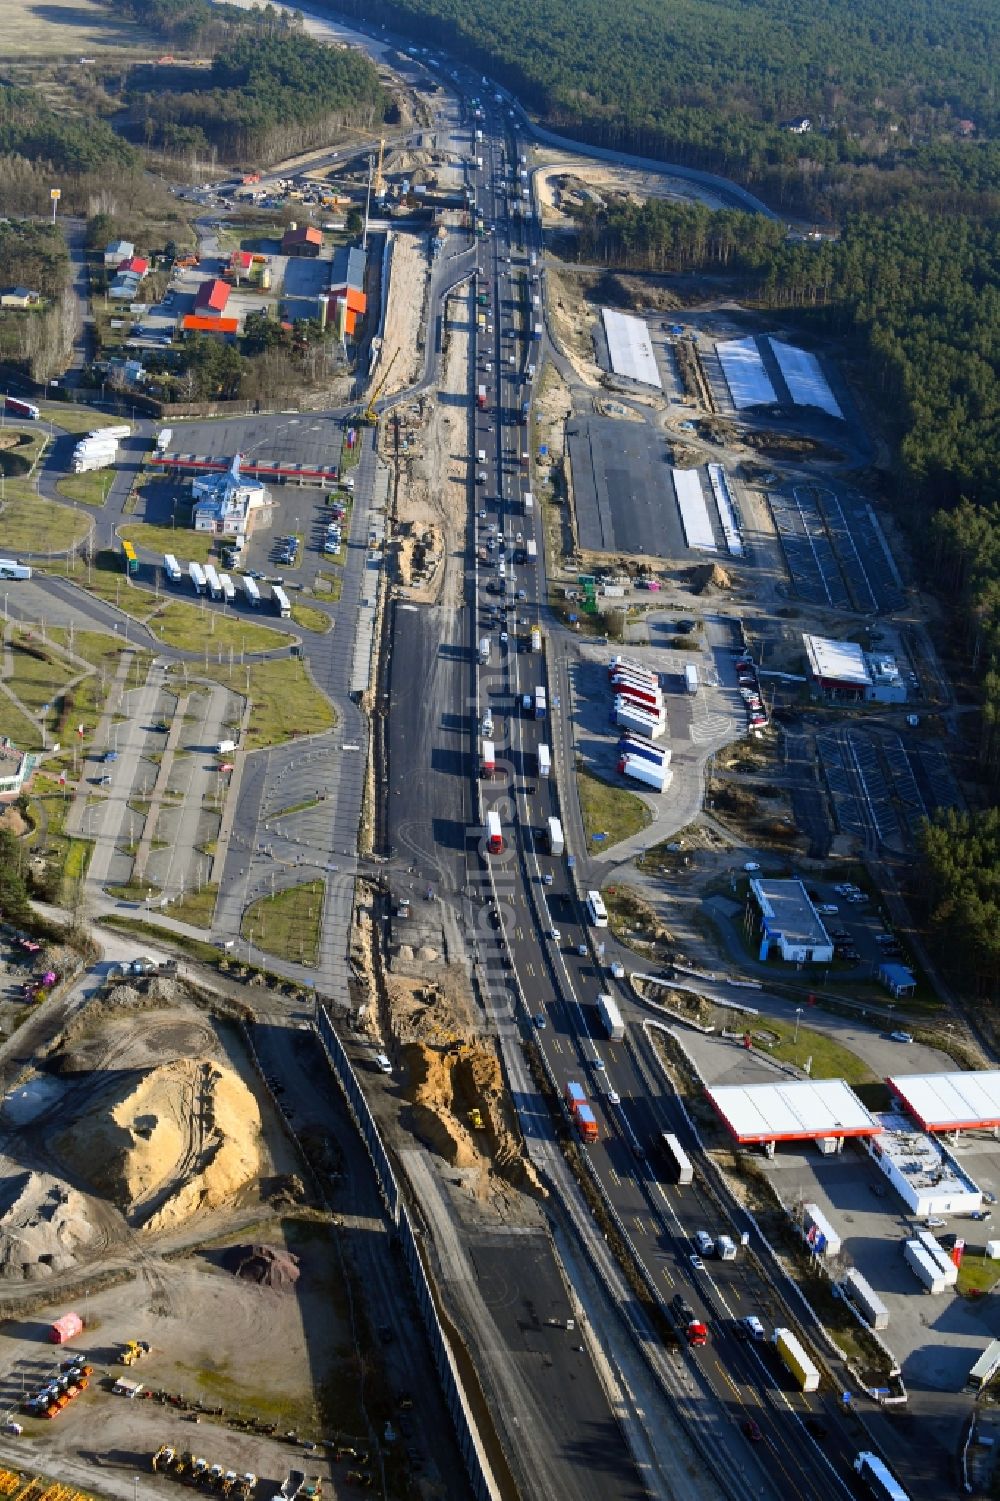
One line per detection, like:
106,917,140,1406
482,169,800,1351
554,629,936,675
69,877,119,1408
152,1446,175,1473
118,1340,151,1366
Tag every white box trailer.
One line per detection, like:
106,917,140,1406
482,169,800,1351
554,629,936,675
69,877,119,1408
619,754,668,792
219,573,236,603
684,663,700,694
92,425,130,440
904,1239,947,1294
243,575,261,607
596,993,624,1041
614,701,666,740
916,1230,958,1286
204,564,222,600
523,491,534,513
272,585,291,618
189,561,206,595
163,553,182,584
155,428,173,453
802,1203,841,1257
546,816,564,856
841,1268,889,1331
0,559,31,580
537,744,551,778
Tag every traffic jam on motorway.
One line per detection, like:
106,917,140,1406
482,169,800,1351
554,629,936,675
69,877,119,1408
459,84,910,1501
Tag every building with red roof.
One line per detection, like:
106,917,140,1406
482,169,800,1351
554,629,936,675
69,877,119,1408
194,278,231,316
119,255,149,277
281,224,323,257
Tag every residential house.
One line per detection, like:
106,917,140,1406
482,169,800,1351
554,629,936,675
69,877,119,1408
0,288,40,310
281,224,323,257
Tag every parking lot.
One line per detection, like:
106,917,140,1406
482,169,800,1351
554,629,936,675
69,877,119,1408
569,414,692,558
767,483,905,614
817,728,963,855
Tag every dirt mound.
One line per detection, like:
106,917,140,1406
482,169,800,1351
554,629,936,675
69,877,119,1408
0,1171,98,1279
0,805,28,837
221,1242,300,1290
55,1057,262,1232
689,562,734,593
402,1040,544,1194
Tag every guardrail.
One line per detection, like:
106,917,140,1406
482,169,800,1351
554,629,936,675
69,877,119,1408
313,1006,500,1501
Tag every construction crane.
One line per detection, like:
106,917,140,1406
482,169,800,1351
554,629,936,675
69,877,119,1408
362,348,399,425
373,137,386,201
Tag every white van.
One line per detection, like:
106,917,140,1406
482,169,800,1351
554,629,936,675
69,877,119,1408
374,1052,392,1074
217,738,236,754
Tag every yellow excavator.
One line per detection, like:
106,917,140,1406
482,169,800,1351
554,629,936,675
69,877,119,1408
118,1340,150,1366
362,347,399,426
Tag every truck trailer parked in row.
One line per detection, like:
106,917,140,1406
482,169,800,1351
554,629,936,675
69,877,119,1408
619,755,668,792
614,701,666,740
189,561,206,595
163,553,182,584
904,1239,947,1294
916,1230,958,1286
243,575,261,607
773,1328,820,1392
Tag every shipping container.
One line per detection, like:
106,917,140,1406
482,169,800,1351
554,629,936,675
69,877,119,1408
486,809,503,853
546,816,563,856
596,993,624,1041
773,1328,820,1392
802,1203,842,1257
841,1269,889,1331
537,744,551,778
904,1239,947,1294
163,553,182,584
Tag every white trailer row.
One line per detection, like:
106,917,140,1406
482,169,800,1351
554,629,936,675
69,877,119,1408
904,1239,948,1294
840,1269,889,1331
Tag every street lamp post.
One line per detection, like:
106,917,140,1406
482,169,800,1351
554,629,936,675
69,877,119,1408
794,1007,804,1045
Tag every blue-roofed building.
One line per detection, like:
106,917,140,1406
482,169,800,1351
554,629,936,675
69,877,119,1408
748,878,834,964
192,453,269,538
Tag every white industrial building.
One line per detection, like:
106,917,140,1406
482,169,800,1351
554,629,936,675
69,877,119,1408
747,877,834,964
601,309,662,389
716,337,777,409
192,454,269,538
865,1112,982,1216
804,634,907,704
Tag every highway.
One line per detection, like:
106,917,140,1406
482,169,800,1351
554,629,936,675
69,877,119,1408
445,79,884,1501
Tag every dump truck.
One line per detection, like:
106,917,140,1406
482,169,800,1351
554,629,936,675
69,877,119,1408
221,1474,238,1496
773,1328,820,1392
596,993,624,1041
238,1476,257,1501
208,1465,226,1489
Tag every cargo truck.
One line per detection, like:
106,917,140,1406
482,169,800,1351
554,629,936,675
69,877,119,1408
4,395,39,420
243,575,260,607
537,744,551,778
486,809,503,854
904,1239,947,1294
189,561,206,595
526,540,537,561
0,557,30,580
272,585,291,619
477,448,486,465
661,1132,693,1185
530,627,542,653
479,636,491,664
773,1328,820,1392
481,739,496,777
72,442,117,473
163,553,182,584
596,993,624,1041
220,573,236,604
91,424,129,441
533,686,546,720
619,755,668,792
684,664,700,695
916,1230,958,1286
155,428,172,454
802,1203,842,1257
546,816,563,856
204,564,222,601
618,734,667,767
717,1235,737,1260
523,492,534,513
841,1269,889,1331
565,1081,587,1114
614,701,666,739
685,1320,708,1348
575,1104,598,1143
477,385,487,409
611,664,659,690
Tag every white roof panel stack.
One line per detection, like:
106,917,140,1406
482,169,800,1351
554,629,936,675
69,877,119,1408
717,336,777,408
672,468,716,552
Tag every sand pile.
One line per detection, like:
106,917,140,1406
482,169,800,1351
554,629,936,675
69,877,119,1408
690,561,733,593
0,1171,98,1279
222,1242,300,1290
56,1057,262,1232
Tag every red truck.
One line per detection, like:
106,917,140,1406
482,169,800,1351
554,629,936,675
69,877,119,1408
477,384,487,410
565,1081,598,1142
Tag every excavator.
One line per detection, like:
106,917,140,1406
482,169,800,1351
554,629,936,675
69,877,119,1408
118,1340,151,1366
361,348,399,426
152,1447,175,1473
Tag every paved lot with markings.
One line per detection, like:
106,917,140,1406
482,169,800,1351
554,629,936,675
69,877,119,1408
569,414,691,558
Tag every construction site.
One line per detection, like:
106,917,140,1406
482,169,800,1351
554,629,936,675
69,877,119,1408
0,970,383,1496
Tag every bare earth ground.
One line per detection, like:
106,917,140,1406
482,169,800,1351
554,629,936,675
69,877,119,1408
386,282,471,607
380,231,430,397
534,156,729,226
1,0,155,55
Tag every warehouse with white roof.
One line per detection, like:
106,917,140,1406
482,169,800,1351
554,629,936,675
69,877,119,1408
706,1078,881,1146
601,309,662,389
888,1070,1000,1134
